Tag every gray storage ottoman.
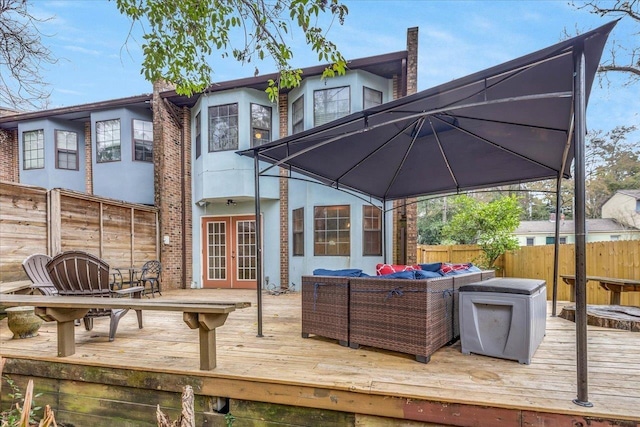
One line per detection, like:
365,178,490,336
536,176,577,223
459,278,546,364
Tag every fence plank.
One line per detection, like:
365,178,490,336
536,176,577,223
418,241,640,306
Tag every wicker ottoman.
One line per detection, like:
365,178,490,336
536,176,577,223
348,276,455,363
301,276,350,346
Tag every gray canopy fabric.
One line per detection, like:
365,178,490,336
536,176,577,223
238,21,616,406
239,21,615,202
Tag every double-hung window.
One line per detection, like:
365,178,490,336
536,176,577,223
314,86,350,126
292,96,304,134
23,129,44,170
292,208,304,256
133,119,153,162
195,112,201,159
209,103,238,151
55,130,78,170
363,205,382,256
314,205,350,256
363,87,383,109
251,104,272,147
96,119,121,162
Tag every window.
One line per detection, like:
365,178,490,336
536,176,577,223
55,130,78,170
314,205,350,256
292,96,304,134
208,103,238,151
560,237,567,244
292,208,304,256
363,205,382,255
526,237,534,246
96,119,121,162
251,103,272,147
314,86,350,126
363,87,383,109
132,119,153,162
548,236,567,244
195,112,201,159
610,235,620,241
23,129,44,170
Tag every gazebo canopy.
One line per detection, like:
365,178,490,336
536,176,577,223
239,21,616,202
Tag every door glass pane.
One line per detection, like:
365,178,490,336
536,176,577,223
236,220,256,280
207,222,226,280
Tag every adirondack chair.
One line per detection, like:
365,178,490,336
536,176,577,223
22,254,58,296
46,250,144,341
139,260,162,297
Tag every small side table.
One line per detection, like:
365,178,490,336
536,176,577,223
6,306,43,339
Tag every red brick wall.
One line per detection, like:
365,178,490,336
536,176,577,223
84,122,93,194
392,27,419,264
278,93,289,290
153,81,189,290
182,106,193,286
0,129,18,182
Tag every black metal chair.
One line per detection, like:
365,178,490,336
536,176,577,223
140,260,162,297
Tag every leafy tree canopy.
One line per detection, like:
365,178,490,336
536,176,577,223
441,195,522,268
115,0,349,101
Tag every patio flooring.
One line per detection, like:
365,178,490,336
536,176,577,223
1,288,639,425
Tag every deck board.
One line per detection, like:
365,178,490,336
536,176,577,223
1,288,639,423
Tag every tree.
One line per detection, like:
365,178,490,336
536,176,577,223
441,195,522,268
574,0,640,84
115,0,349,100
0,0,56,110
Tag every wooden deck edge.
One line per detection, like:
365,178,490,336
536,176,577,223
2,357,637,427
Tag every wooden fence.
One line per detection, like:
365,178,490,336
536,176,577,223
0,181,159,282
417,241,640,306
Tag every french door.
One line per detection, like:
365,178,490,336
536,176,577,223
201,215,257,289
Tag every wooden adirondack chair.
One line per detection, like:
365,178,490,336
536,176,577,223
22,254,58,296
46,250,144,341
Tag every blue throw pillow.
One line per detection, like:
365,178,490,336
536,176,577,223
467,265,482,273
371,271,416,279
414,269,442,279
419,262,442,272
312,268,363,277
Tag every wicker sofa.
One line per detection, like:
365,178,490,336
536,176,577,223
301,269,495,362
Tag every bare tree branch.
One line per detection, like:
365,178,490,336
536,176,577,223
0,0,57,110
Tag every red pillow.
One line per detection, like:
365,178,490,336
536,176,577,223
376,264,422,276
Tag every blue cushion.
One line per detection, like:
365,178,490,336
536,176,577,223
419,262,442,272
414,270,442,279
312,268,363,277
371,271,416,279
467,265,482,273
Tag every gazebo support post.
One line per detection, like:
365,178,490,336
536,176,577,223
552,174,562,317
254,154,264,338
572,43,592,408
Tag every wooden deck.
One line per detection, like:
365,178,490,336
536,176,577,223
1,288,639,426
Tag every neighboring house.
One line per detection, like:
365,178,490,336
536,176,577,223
514,218,640,246
602,189,640,229
0,28,419,291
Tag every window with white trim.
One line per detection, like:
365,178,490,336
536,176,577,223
23,129,44,170
314,86,350,126
55,130,78,170
96,119,121,162
251,103,272,147
292,96,304,134
314,205,350,256
363,87,382,109
133,119,153,162
208,103,238,151
363,205,382,255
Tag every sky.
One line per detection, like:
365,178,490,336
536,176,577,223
25,0,640,140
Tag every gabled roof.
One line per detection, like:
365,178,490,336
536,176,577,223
0,49,409,130
0,94,153,130
515,218,638,234
616,189,640,199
